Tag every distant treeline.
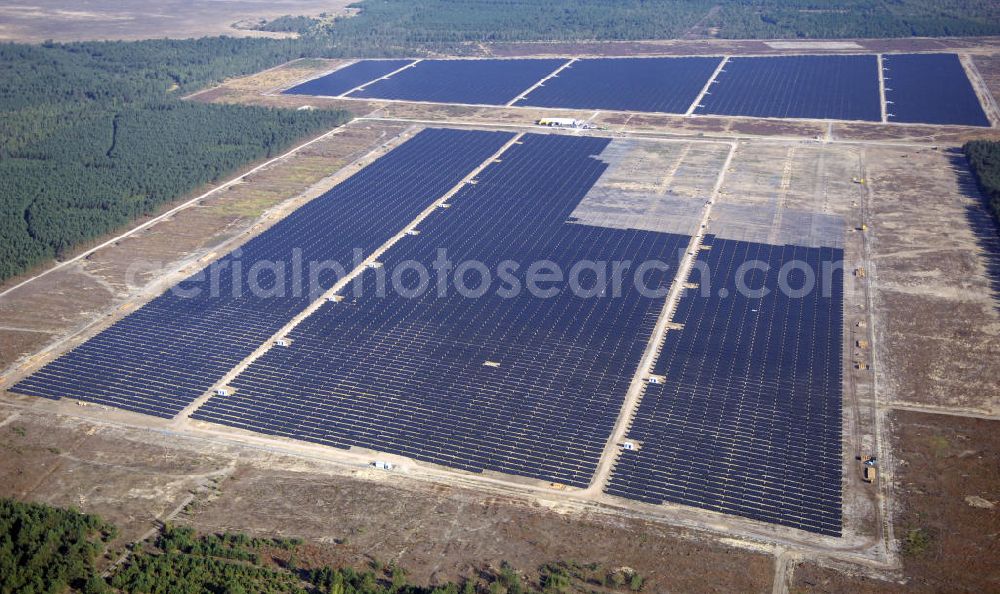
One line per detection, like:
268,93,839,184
0,39,349,283
964,141,1000,231
255,0,1000,47
711,0,1000,39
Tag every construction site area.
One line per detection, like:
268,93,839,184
1,36,998,593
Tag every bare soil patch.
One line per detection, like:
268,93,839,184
187,466,775,591
0,0,352,42
971,53,1000,121
865,146,1000,413
0,410,229,544
0,404,774,592
793,410,999,593
187,58,349,102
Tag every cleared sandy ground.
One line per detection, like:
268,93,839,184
0,0,351,42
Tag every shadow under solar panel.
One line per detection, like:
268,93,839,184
606,236,844,536
12,128,515,417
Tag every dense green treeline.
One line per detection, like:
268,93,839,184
262,0,1000,47
0,39,349,282
710,0,1000,39
318,0,713,47
0,499,117,594
964,141,1000,230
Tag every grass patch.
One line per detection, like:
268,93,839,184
902,527,933,556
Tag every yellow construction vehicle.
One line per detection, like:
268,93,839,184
863,465,877,483
861,455,878,483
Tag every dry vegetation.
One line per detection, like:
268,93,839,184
793,410,999,593
866,146,1000,414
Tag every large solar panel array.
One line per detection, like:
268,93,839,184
695,55,881,122
349,59,569,105
192,134,691,487
606,236,843,535
284,60,415,97
12,129,514,417
283,55,989,127
883,53,990,127
517,57,722,114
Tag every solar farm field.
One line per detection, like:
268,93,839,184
7,126,855,539
349,58,568,105
883,53,990,126
517,57,722,114
606,237,844,536
12,128,514,417
278,54,992,128
6,32,1000,591
284,60,414,97
192,134,690,487
695,54,881,122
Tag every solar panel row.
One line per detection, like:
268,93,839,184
350,58,569,105
12,128,515,417
284,60,415,97
694,54,882,122
516,57,723,114
192,133,692,487
883,53,990,127
606,236,844,536
286,54,988,126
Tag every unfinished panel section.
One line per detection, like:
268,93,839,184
711,142,862,248
568,138,732,236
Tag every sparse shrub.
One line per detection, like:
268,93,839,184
902,527,933,556
629,572,644,591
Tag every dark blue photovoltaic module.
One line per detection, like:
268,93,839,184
284,60,415,97
348,58,568,105
11,129,514,417
193,134,691,487
882,53,990,127
695,54,881,122
606,236,843,536
518,57,722,114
